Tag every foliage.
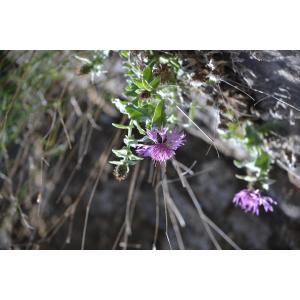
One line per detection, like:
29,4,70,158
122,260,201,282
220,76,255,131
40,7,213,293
0,51,68,158
108,51,182,176
222,121,273,190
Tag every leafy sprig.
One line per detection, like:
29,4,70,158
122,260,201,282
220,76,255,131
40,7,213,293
223,121,273,190
109,51,181,178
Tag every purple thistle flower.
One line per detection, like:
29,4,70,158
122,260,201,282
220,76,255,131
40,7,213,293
233,189,277,216
136,127,185,162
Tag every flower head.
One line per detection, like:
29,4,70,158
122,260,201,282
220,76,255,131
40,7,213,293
233,189,277,215
136,127,185,162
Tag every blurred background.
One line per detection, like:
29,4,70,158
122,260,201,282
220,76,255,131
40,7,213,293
1,50,300,250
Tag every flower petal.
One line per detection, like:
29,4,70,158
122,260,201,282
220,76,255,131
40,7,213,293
146,129,158,143
136,127,185,163
233,189,276,215
136,145,153,157
166,128,186,150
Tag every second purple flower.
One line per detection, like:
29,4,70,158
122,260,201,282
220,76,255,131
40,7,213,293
233,189,277,215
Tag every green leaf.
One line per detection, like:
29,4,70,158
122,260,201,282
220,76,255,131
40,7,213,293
255,150,269,170
150,76,161,89
236,174,258,182
124,135,137,146
169,58,180,70
143,65,152,82
112,149,128,158
245,124,262,146
109,160,124,165
128,154,144,161
112,123,133,130
120,50,129,59
125,83,138,92
152,99,165,127
125,105,145,120
132,79,145,90
125,89,138,97
125,104,154,122
141,79,153,91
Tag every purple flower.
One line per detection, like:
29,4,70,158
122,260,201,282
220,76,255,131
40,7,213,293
233,189,277,215
136,127,185,162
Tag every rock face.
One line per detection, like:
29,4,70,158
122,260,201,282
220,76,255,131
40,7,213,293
232,51,300,109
